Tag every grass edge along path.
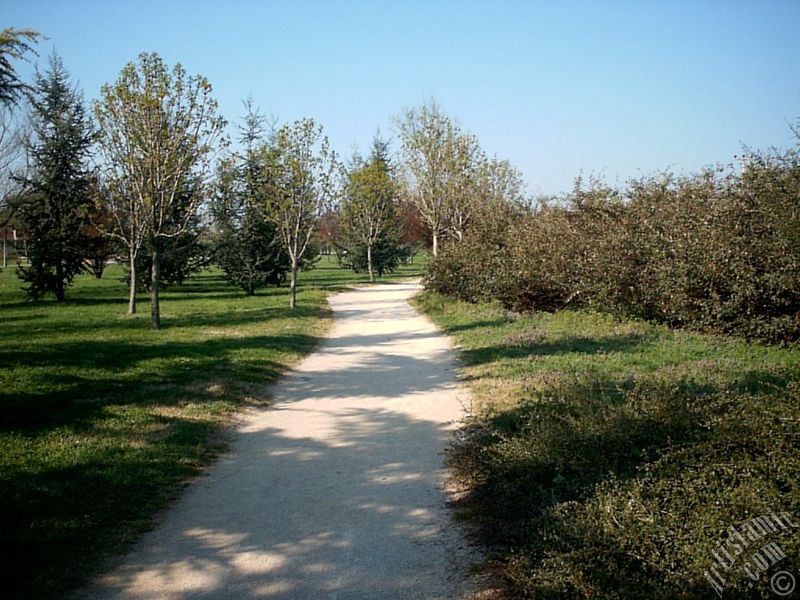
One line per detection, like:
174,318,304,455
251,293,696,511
0,256,424,599
413,290,800,599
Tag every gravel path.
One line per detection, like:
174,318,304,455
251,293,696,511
82,281,475,599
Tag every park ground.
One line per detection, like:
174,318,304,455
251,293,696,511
2,255,799,599
0,256,424,599
413,292,800,598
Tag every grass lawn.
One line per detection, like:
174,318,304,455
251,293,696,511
0,254,424,599
413,292,800,599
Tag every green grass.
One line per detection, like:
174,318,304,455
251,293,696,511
0,254,424,599
413,292,800,599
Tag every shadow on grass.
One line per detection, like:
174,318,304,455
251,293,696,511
0,331,323,431
459,332,655,365
0,409,227,599
445,320,800,597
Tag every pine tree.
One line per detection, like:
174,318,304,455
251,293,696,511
212,103,289,295
17,54,94,301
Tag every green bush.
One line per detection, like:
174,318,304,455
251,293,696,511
426,145,800,343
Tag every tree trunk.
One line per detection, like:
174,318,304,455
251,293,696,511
151,243,161,329
55,261,65,302
2,232,6,269
128,251,137,314
289,257,298,309
432,231,439,257
367,242,375,282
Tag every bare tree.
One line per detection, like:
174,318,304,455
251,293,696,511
94,52,225,327
395,99,481,255
443,132,483,243
0,106,29,231
263,118,338,308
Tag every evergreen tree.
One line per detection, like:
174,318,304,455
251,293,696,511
17,54,94,300
0,28,41,108
212,103,289,295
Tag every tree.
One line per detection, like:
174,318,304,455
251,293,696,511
263,118,337,308
0,106,29,231
211,101,289,295
213,157,289,295
16,54,94,301
94,52,225,328
130,175,211,291
0,28,41,108
395,99,481,255
1,28,41,263
337,134,404,281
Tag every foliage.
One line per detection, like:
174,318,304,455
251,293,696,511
261,118,338,308
16,54,95,301
94,52,225,326
415,291,800,599
336,135,408,280
211,103,290,295
427,138,800,343
395,99,484,255
213,158,288,294
0,28,41,108
336,230,414,277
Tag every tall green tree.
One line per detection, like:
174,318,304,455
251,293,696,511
94,52,225,328
16,53,94,301
212,101,289,295
337,135,404,281
213,157,289,295
263,118,338,308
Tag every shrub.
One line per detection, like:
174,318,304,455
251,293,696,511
426,144,800,343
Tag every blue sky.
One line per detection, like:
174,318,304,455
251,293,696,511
5,0,800,196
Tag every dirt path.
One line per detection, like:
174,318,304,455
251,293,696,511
83,281,475,599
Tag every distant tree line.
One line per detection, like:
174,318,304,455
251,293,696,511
4,27,797,341
0,33,459,328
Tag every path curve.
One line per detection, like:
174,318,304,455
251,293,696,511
83,281,475,599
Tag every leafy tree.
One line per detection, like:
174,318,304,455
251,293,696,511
395,99,482,255
337,134,406,280
94,52,225,328
16,54,94,301
263,118,337,308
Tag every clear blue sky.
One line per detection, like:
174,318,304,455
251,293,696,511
5,0,800,196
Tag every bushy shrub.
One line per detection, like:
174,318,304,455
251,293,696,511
426,145,800,343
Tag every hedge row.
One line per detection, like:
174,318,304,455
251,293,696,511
426,146,800,343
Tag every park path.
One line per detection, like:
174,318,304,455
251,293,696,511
83,281,476,599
